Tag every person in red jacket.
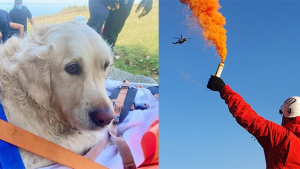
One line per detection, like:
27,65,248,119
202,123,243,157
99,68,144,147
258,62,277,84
207,75,300,168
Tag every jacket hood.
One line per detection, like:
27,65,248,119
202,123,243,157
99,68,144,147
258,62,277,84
284,116,300,137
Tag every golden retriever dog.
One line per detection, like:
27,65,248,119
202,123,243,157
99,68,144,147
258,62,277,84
0,21,114,168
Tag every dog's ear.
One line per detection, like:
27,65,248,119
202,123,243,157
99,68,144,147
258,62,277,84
17,44,53,109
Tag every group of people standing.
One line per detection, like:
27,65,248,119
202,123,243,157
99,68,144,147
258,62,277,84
87,0,152,49
0,0,152,48
0,0,34,44
74,0,153,49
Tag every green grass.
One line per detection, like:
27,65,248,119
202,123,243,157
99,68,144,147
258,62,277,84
115,1,158,54
113,45,159,77
113,0,159,81
29,1,159,82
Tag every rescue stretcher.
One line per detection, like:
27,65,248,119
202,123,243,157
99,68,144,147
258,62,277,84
0,77,159,169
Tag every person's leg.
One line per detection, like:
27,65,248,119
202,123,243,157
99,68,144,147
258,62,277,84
87,0,110,34
102,0,135,48
8,29,19,39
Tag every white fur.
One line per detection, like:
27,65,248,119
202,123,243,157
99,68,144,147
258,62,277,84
0,21,114,168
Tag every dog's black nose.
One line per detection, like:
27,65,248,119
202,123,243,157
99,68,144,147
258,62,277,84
90,109,114,127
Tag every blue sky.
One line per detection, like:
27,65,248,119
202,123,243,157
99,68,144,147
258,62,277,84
160,0,300,168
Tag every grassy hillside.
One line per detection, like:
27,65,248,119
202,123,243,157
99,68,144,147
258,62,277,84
30,1,158,82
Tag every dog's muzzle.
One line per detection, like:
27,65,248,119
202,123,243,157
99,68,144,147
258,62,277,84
89,109,114,128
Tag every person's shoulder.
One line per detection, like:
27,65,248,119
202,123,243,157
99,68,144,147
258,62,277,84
0,9,6,16
0,9,9,16
22,6,29,10
22,6,32,14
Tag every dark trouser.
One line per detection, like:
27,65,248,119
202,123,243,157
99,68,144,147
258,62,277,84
87,0,109,35
87,0,134,48
8,29,27,39
0,27,10,44
102,0,134,48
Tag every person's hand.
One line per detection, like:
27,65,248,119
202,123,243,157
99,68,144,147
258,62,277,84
102,0,120,11
135,0,153,18
207,75,225,91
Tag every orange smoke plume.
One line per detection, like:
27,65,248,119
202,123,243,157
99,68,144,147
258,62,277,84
181,0,227,62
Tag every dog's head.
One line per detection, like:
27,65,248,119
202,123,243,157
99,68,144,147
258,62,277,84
2,21,115,130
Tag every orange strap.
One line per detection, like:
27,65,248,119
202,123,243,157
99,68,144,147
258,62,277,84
112,80,130,117
107,120,136,169
111,80,137,169
84,119,137,169
0,119,107,169
85,118,137,169
85,132,110,161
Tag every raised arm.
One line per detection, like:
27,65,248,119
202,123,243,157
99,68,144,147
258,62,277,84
207,75,288,148
10,22,24,38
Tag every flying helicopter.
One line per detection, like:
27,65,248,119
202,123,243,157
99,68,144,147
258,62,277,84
172,34,191,44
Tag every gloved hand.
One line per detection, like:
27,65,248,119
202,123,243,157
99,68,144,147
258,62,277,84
102,0,120,11
207,75,225,91
135,0,153,18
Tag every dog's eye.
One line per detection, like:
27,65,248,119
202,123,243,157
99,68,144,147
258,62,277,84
104,61,110,70
65,63,80,75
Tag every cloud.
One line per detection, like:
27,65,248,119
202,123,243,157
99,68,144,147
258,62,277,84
180,71,190,80
180,71,207,89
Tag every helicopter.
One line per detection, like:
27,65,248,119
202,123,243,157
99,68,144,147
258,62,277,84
172,34,191,44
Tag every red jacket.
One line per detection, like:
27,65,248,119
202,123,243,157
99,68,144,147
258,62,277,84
221,85,300,168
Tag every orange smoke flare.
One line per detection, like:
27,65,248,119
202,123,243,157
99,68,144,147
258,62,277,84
181,0,227,62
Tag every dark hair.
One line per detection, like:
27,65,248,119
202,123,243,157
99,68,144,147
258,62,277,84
14,0,22,4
